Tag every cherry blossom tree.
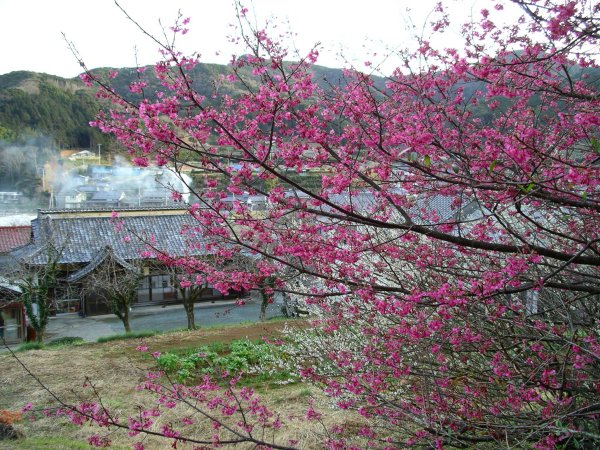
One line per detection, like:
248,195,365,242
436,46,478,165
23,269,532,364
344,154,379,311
53,0,600,447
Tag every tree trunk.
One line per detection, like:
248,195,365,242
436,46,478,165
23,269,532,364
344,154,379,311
282,293,293,317
122,309,131,333
35,328,44,343
185,302,196,330
259,294,268,322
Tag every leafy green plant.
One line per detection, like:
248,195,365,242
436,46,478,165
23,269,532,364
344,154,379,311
155,353,181,373
156,347,219,383
205,341,228,354
214,354,249,373
154,339,297,386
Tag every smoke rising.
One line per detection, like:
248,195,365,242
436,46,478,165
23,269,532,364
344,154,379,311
52,155,193,209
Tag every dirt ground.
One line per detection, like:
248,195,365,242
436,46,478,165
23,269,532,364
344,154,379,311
0,320,346,450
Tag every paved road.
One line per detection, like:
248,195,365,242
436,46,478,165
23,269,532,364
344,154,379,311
44,294,285,343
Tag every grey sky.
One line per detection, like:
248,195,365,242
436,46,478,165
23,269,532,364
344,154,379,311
0,0,508,77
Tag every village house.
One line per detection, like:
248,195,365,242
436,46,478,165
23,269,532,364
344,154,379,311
10,207,240,317
0,225,33,344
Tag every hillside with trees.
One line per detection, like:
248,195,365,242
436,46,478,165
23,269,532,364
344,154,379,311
0,64,372,149
1,62,596,150
0,71,106,148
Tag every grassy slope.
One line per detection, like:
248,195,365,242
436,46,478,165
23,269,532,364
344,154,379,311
0,321,342,449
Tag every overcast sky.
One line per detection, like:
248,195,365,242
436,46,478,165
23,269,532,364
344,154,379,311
0,0,507,78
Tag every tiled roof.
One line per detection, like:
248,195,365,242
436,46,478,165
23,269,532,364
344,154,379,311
37,206,187,214
12,208,206,265
408,194,459,224
66,246,141,282
0,226,31,253
0,277,21,306
220,190,461,225
326,191,460,225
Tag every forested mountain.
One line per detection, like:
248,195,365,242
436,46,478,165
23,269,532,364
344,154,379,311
0,71,108,148
0,62,597,151
0,63,367,150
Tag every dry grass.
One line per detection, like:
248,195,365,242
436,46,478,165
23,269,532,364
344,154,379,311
0,321,352,449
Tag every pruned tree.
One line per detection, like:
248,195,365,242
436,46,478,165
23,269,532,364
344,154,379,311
159,251,258,328
162,261,205,330
176,278,204,331
258,275,276,322
80,247,142,333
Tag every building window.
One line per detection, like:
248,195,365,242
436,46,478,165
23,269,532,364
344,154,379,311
0,307,24,343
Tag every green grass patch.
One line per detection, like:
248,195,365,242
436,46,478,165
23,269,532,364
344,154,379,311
96,330,157,343
266,315,296,322
15,342,45,352
237,369,296,387
299,387,313,397
0,435,129,450
15,337,87,352
47,336,85,347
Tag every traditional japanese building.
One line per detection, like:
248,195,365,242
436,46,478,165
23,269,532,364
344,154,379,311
11,207,239,316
